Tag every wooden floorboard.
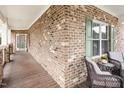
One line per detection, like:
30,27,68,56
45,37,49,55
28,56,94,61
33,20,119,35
2,51,60,88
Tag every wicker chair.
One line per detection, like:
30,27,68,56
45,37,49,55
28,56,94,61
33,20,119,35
107,52,124,77
85,57,124,88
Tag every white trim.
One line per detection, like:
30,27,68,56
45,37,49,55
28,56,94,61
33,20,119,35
91,55,101,60
93,19,109,26
92,39,108,40
91,54,107,59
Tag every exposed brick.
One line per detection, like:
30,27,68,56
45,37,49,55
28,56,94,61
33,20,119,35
9,43,13,54
28,5,118,87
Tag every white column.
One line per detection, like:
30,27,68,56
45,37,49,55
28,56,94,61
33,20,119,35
8,29,11,44
1,23,8,46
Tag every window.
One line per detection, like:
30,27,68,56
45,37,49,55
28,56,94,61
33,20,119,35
92,21,109,56
86,17,115,57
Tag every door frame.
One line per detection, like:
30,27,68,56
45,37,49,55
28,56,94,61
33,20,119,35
16,34,27,51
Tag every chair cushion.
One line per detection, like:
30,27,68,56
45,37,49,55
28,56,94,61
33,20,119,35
108,52,124,63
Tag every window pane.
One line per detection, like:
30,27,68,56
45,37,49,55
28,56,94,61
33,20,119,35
101,25,108,39
93,40,100,56
102,40,109,54
92,23,100,39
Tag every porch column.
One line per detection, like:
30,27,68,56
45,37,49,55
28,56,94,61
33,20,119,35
1,23,8,46
8,28,11,44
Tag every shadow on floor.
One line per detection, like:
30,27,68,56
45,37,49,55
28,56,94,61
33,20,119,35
74,81,89,88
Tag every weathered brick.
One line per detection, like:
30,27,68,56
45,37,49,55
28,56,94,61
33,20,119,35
28,5,118,88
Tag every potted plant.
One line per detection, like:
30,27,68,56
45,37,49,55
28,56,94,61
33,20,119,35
101,55,108,64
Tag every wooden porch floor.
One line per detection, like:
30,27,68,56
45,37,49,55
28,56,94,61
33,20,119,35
2,52,60,88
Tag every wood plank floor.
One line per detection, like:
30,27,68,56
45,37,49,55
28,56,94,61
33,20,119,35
2,52,60,88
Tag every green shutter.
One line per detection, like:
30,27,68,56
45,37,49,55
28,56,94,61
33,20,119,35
85,17,92,57
110,27,115,51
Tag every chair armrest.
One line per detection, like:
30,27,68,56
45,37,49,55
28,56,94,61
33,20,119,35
99,71,111,75
108,58,121,68
95,65,111,75
120,62,124,78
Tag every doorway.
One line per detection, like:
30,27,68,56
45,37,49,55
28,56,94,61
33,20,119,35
16,34,27,51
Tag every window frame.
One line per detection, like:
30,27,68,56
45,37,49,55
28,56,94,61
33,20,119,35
91,20,109,57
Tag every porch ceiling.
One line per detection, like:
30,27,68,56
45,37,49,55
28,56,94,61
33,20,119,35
0,5,50,30
0,5,123,30
96,5,124,23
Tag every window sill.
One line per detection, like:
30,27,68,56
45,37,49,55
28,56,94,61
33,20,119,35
91,54,107,62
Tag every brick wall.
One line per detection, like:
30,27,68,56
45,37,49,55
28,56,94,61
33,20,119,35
28,6,67,87
63,5,118,87
28,5,118,87
3,45,10,63
0,45,10,65
115,23,124,53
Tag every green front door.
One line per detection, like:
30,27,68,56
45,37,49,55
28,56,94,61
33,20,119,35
16,34,27,51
